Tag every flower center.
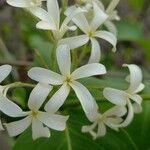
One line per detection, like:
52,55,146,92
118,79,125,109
63,75,73,84
88,31,94,38
31,111,38,118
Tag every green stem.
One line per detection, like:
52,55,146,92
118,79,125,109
51,42,58,71
4,82,35,89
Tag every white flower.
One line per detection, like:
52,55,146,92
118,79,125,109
5,83,68,140
28,44,106,116
80,0,120,35
60,2,117,63
103,64,144,127
34,0,84,40
82,106,127,139
0,65,26,131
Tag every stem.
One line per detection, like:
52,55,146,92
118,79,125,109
4,82,35,89
51,42,58,71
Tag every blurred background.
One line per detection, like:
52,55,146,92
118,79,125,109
0,0,150,149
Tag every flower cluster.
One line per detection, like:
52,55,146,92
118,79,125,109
0,0,144,140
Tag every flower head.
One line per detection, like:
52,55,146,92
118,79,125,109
28,44,106,116
60,2,117,63
34,0,84,40
5,83,68,140
103,64,144,127
82,106,127,139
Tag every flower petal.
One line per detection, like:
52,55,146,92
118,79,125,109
72,63,106,80
47,0,60,29
90,2,108,32
65,6,90,33
36,21,56,30
123,64,143,93
5,116,31,137
132,103,142,113
28,67,63,85
0,95,26,117
28,83,53,111
95,31,117,52
44,84,70,113
134,83,145,93
38,112,69,131
88,38,101,63
70,81,98,114
60,7,85,37
28,7,49,21
97,122,107,137
103,88,127,106
32,118,50,140
116,100,134,127
106,0,120,14
104,106,127,117
6,0,31,8
129,94,142,105
56,45,71,76
59,35,89,49
104,20,117,35
0,65,12,83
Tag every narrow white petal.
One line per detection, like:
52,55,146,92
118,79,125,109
134,83,145,93
123,64,143,93
132,103,142,113
106,0,120,14
5,116,31,137
104,21,117,35
72,63,106,80
47,0,60,28
88,38,101,63
90,2,108,32
0,65,12,83
116,100,134,127
44,84,70,113
28,83,53,111
129,94,142,105
28,67,63,85
6,0,31,8
28,7,49,21
97,122,107,137
59,35,89,49
56,45,71,76
104,106,127,117
95,31,117,52
32,118,50,140
0,119,4,130
0,95,26,117
104,118,122,131
38,112,69,131
65,6,90,33
103,88,127,106
60,7,85,37
36,21,56,30
82,122,97,133
70,81,98,114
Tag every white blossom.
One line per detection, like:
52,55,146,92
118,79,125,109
103,64,144,127
82,106,127,139
0,65,27,131
28,44,106,116
60,2,117,63
5,83,68,140
77,0,120,35
34,0,84,40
